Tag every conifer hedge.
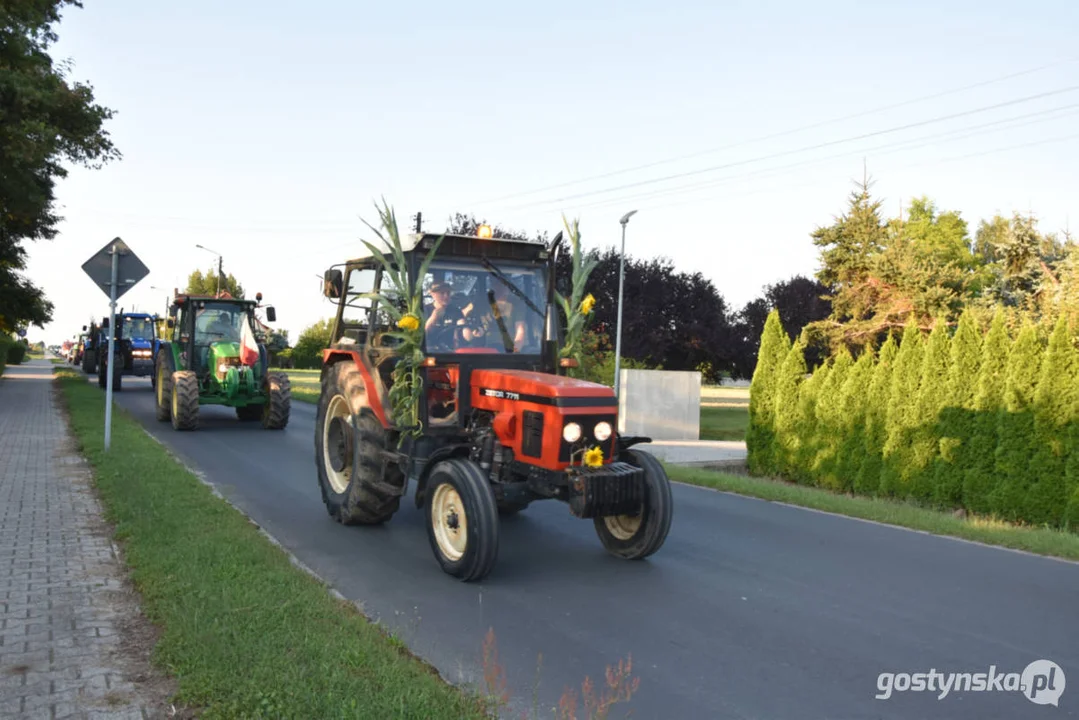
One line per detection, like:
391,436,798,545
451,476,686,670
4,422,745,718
746,308,1079,530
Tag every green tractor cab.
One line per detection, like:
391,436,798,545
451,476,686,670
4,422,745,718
153,291,290,431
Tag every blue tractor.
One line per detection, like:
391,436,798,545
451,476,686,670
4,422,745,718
95,311,161,391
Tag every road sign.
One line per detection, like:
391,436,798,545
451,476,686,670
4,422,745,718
81,238,149,300
81,237,149,451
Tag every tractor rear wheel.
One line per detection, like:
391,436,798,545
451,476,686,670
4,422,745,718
593,449,673,561
315,361,405,525
170,371,199,431
261,371,290,429
424,458,500,582
98,355,121,391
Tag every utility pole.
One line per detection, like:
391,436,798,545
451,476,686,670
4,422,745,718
613,209,638,402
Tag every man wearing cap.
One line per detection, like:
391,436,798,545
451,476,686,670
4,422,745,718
425,281,463,349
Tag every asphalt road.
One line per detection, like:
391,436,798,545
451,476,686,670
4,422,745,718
108,377,1078,720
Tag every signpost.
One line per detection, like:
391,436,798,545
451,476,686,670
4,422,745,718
81,238,149,450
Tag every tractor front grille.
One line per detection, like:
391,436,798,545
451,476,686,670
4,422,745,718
521,411,544,458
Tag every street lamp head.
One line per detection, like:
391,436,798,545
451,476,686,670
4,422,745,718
619,210,638,226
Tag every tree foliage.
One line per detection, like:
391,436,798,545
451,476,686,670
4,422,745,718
186,267,246,299
0,0,120,331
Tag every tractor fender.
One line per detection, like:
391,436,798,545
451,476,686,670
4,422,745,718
321,348,391,429
413,444,473,509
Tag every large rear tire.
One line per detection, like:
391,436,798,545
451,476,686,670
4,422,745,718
593,449,673,561
261,371,290,429
315,361,405,525
425,458,500,582
170,370,199,431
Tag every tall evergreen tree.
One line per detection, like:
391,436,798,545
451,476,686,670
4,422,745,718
747,310,790,475
793,363,830,484
878,322,926,497
834,349,876,491
932,309,982,506
962,309,1010,513
908,318,952,502
1025,316,1079,526
854,334,898,494
772,336,808,478
812,348,853,489
991,322,1043,520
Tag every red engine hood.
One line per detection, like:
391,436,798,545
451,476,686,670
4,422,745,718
470,369,616,408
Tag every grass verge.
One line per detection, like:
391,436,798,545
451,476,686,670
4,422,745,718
699,405,747,441
666,465,1079,562
53,367,488,719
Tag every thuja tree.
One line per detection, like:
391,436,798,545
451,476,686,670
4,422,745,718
792,361,830,484
834,349,876,491
1025,316,1079,526
932,309,982,506
908,318,952,502
962,310,1010,513
771,335,808,479
747,310,790,475
878,322,925,497
991,322,1042,520
854,334,898,494
811,348,853,490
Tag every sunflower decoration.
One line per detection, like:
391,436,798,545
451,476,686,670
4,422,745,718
556,216,599,375
582,446,605,468
358,199,443,444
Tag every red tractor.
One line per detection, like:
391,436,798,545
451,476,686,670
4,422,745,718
315,227,672,581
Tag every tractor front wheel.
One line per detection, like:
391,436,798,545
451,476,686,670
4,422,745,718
593,449,673,561
425,459,500,582
154,353,173,422
170,371,199,431
315,361,405,525
261,372,290,429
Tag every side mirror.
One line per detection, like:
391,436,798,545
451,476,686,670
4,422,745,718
82,325,87,331
265,306,277,323
166,318,175,329
323,269,343,299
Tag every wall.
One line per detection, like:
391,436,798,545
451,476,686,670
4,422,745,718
618,369,701,440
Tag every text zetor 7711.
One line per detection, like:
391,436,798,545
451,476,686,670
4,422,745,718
316,226,673,581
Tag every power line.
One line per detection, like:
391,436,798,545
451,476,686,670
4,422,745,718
506,85,1079,210
467,57,1079,206
554,103,1079,214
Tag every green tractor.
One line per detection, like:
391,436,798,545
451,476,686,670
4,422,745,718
153,291,290,431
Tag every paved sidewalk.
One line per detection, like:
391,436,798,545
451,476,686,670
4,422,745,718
0,360,160,719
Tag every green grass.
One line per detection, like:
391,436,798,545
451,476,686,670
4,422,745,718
54,367,488,719
666,465,1079,562
699,406,748,441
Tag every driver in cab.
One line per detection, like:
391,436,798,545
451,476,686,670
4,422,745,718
424,281,463,351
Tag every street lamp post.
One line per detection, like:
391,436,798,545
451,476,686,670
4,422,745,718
195,244,224,296
613,210,637,403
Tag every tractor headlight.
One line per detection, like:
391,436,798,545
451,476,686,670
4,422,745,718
218,363,229,374
594,421,613,441
562,422,582,443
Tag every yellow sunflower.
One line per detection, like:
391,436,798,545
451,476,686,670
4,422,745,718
580,293,596,315
583,446,604,467
397,314,420,331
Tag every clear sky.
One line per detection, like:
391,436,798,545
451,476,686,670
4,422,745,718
24,0,1079,345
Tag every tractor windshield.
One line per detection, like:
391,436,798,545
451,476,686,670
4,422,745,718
194,303,246,344
421,259,547,355
122,318,155,340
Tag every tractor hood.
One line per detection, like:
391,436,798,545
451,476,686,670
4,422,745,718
209,341,242,360
470,369,617,410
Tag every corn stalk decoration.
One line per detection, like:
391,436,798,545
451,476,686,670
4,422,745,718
555,215,597,374
358,199,443,444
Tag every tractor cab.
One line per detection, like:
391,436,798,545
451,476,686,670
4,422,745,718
316,220,672,583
